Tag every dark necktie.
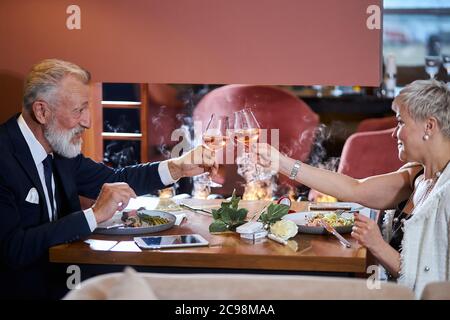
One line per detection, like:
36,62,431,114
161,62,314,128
42,154,56,221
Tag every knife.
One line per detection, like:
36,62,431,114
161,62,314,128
335,206,365,215
319,219,352,248
179,203,212,215
96,223,125,230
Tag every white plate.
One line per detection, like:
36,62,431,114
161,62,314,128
95,210,176,235
308,202,371,217
282,203,372,235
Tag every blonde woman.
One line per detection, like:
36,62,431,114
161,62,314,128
257,79,450,297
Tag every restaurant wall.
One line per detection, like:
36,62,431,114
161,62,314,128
0,72,23,123
0,0,382,88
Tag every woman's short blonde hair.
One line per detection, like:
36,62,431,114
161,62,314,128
23,58,90,110
393,79,450,138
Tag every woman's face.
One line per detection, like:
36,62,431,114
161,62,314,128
392,103,426,162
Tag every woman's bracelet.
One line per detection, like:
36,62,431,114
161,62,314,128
289,160,302,180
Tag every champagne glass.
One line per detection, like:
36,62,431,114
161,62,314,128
232,108,262,181
233,108,260,150
201,114,229,188
442,54,450,86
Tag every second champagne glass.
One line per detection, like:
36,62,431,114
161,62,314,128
201,114,229,188
233,108,260,150
233,109,261,181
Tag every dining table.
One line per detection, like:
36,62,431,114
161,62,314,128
49,198,370,276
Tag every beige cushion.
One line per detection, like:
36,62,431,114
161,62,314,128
420,282,450,300
64,267,157,300
142,274,413,300
64,269,414,300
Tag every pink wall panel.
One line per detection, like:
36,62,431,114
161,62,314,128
0,0,382,85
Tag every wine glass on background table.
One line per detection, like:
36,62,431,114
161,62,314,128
425,56,441,79
201,114,230,187
442,54,450,87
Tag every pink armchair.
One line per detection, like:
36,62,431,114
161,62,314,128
308,127,404,201
337,127,404,179
356,116,397,133
193,85,319,196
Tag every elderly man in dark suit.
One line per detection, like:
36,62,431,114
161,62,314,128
0,59,216,299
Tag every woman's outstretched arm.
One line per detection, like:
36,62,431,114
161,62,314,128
257,143,420,210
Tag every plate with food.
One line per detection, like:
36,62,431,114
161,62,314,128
282,211,355,235
95,208,176,235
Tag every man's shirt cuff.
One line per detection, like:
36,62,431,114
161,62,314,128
158,160,179,185
83,208,97,232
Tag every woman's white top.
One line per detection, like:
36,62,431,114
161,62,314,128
383,164,450,298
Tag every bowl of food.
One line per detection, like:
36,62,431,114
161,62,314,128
95,208,176,235
282,211,354,235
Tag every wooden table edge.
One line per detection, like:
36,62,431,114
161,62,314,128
49,244,366,273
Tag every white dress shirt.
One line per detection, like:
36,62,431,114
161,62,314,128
17,114,178,231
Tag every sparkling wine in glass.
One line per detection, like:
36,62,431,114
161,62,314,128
203,133,229,151
233,109,260,151
201,114,229,187
232,108,265,181
234,127,260,148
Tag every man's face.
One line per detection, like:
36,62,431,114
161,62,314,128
44,75,90,158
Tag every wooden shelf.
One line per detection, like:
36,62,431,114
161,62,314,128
101,101,141,109
102,132,142,140
82,84,149,164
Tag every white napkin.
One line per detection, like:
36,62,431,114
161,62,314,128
173,212,187,226
25,187,39,204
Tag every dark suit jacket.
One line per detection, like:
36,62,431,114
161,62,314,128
0,115,167,299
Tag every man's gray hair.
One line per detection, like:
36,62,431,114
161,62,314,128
393,79,450,138
23,58,91,110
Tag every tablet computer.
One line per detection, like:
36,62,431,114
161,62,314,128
134,234,209,249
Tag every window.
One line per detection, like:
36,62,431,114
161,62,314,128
385,0,450,10
383,0,450,67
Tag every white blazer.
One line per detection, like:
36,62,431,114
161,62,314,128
383,164,450,298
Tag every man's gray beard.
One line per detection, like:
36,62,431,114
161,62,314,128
44,120,83,158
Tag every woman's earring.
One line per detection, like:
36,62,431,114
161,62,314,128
423,134,430,141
